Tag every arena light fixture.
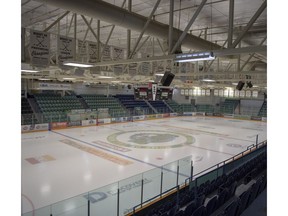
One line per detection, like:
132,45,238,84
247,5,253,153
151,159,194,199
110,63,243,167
202,79,215,82
174,52,215,63
98,76,113,78
38,78,51,81
63,77,76,80
155,73,164,76
63,61,94,68
21,69,39,73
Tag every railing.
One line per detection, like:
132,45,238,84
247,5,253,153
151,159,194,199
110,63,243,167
132,140,267,215
22,156,193,216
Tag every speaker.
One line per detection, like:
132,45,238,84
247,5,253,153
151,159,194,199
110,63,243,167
236,81,245,91
246,81,253,88
160,71,175,86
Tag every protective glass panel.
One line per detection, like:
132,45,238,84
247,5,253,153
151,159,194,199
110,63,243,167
162,160,178,192
89,182,118,216
178,156,192,185
51,193,88,216
22,206,50,216
142,167,162,204
119,173,142,216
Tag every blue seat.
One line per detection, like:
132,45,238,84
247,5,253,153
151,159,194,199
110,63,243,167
237,189,251,215
247,180,261,207
175,210,184,216
184,201,196,216
257,175,267,196
216,188,229,209
205,195,218,216
192,205,206,216
224,199,240,216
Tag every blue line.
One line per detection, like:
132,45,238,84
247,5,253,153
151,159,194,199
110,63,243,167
51,130,190,178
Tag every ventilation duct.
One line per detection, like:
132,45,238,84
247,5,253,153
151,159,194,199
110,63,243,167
37,0,221,51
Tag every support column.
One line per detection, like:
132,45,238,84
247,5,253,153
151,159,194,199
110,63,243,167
74,13,77,60
227,0,234,48
127,0,131,59
97,20,101,61
168,0,174,54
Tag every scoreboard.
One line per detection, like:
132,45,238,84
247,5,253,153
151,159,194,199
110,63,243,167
134,85,173,100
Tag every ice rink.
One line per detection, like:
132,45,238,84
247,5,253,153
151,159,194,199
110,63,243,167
21,116,267,215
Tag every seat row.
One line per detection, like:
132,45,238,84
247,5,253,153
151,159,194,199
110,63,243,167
133,151,267,216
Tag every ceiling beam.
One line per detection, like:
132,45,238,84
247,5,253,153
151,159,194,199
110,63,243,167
37,0,221,51
129,0,161,59
81,15,100,42
240,36,267,71
171,0,207,54
43,11,70,32
231,0,267,48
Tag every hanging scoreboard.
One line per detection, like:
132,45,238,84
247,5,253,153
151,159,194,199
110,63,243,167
134,84,173,100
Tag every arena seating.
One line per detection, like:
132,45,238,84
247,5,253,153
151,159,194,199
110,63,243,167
147,100,172,113
114,94,155,115
258,101,267,117
21,97,39,125
196,104,214,113
219,99,240,114
34,93,84,122
80,94,127,117
166,100,181,113
180,104,197,113
130,145,267,216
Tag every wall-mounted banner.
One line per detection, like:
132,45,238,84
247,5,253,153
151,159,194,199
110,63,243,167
88,42,98,63
50,122,68,130
58,35,75,64
152,83,158,101
112,47,124,60
77,40,87,60
82,119,97,126
30,30,50,67
101,44,111,61
21,123,49,132
38,82,72,90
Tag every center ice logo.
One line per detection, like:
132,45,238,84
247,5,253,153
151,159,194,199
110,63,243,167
129,133,179,144
107,130,195,149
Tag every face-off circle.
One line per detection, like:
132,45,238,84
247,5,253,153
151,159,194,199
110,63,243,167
107,130,195,149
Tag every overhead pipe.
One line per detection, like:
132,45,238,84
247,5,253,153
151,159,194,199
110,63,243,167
37,0,221,52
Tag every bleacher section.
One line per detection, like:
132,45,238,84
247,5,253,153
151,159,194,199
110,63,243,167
131,146,267,216
219,99,240,114
80,94,127,117
166,100,181,113
258,101,267,117
180,104,197,113
114,94,155,115
147,100,172,113
34,93,84,122
196,104,214,113
21,97,38,125
22,93,267,124
21,97,33,114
